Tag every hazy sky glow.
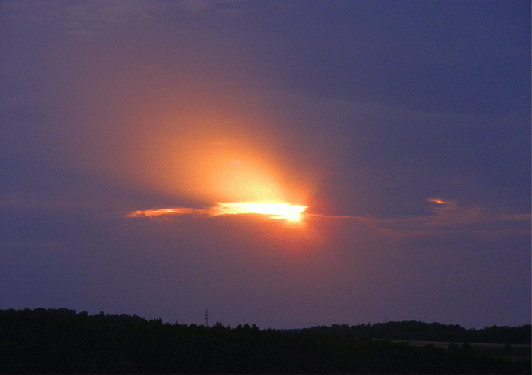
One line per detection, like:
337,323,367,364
1,0,530,329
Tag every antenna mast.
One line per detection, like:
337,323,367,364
204,308,209,327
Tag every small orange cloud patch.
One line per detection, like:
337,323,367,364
428,198,450,205
126,207,205,217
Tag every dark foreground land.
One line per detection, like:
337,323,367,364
1,308,530,374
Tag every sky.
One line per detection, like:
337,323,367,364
0,0,530,329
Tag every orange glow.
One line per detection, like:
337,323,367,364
125,202,319,253
428,198,449,204
211,202,307,221
133,112,307,206
126,202,307,221
126,207,204,218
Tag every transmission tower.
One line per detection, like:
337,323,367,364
204,308,209,327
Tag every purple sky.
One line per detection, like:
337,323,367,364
1,0,530,329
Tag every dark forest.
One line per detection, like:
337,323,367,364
1,308,530,373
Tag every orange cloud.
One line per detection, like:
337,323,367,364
126,202,307,221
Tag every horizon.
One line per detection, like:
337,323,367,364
5,306,531,332
4,307,532,331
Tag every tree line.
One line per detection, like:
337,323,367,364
1,308,530,373
308,320,531,344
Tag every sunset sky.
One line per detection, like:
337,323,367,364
1,0,530,329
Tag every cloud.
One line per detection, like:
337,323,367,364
124,197,529,239
6,0,262,38
371,198,531,236
4,0,170,38
126,203,307,221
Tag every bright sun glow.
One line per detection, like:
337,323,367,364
212,203,307,221
128,114,309,225
126,202,308,222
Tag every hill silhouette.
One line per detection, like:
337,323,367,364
1,308,530,373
